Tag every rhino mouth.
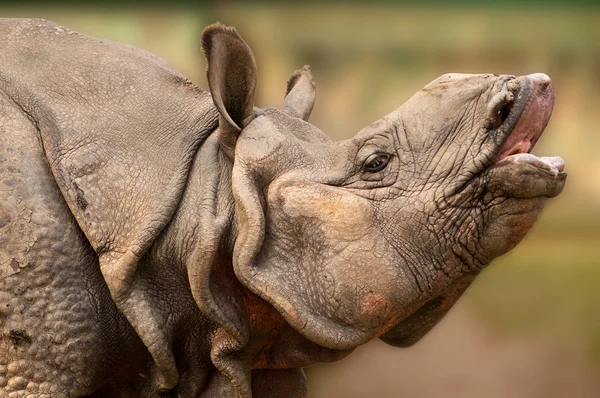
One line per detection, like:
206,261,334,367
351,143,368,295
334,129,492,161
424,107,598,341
491,73,565,177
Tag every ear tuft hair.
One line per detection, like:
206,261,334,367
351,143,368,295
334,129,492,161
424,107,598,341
283,65,315,121
285,65,314,97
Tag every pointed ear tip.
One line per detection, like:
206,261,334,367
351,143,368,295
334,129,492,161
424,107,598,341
200,22,243,56
285,65,315,96
201,22,240,37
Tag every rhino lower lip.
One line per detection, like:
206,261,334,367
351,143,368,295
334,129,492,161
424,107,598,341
498,153,565,176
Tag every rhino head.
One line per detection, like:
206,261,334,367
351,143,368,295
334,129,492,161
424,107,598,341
200,23,566,354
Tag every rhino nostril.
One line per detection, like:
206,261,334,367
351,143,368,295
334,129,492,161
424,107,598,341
498,100,513,127
486,91,514,130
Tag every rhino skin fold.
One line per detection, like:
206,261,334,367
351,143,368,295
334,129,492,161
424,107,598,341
0,19,566,397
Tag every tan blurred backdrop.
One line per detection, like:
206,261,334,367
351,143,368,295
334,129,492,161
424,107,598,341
3,3,599,397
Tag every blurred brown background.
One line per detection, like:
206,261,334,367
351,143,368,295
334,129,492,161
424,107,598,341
3,2,599,397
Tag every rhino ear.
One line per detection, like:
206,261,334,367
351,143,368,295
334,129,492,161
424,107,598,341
282,66,315,121
201,23,257,157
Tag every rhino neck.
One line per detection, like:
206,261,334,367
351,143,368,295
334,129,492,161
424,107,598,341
153,129,351,394
157,129,237,270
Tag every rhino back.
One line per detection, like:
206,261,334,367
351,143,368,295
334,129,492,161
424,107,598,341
0,18,219,260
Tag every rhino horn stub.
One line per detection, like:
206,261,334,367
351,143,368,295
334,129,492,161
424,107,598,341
201,22,257,156
283,65,315,121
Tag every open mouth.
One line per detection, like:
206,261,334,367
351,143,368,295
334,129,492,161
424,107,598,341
491,74,565,176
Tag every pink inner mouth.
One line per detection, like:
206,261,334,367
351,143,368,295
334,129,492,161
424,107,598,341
494,74,564,173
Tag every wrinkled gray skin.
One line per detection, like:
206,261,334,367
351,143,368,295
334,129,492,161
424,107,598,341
0,19,566,397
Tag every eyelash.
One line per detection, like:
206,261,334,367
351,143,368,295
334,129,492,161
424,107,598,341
363,153,391,172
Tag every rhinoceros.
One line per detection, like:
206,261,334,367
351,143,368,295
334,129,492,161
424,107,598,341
0,19,566,397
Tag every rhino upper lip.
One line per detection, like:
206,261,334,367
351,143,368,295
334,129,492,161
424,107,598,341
490,74,565,176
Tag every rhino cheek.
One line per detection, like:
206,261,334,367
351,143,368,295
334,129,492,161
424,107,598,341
360,292,391,325
256,180,417,346
319,249,406,332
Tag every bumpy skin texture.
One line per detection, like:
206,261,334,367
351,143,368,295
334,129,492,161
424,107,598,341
0,92,124,396
0,19,566,397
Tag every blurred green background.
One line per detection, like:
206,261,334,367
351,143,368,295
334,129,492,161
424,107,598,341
3,2,599,396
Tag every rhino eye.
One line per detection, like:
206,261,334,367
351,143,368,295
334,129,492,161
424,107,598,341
364,153,390,172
